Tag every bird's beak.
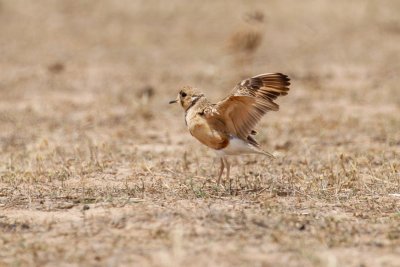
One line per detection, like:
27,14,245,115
169,99,178,104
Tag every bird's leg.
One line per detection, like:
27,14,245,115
224,157,231,185
222,157,232,192
217,157,225,185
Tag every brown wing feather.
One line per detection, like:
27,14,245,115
208,73,290,140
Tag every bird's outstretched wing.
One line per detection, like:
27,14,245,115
205,73,290,140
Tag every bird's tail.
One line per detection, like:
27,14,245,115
253,146,275,158
246,135,275,158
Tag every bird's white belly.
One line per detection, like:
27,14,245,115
214,137,255,156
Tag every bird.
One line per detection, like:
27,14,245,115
169,73,290,184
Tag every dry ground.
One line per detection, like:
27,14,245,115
0,1,399,266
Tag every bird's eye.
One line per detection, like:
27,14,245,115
180,92,187,97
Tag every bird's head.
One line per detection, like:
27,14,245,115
169,86,204,111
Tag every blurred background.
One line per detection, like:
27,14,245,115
1,0,399,178
1,0,399,154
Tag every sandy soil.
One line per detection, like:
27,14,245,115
0,1,399,266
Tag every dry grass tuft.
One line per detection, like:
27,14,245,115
228,28,263,55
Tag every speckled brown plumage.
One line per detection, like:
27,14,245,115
169,73,291,184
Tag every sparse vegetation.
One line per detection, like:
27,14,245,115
0,1,399,266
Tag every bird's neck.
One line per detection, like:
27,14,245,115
184,95,207,112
